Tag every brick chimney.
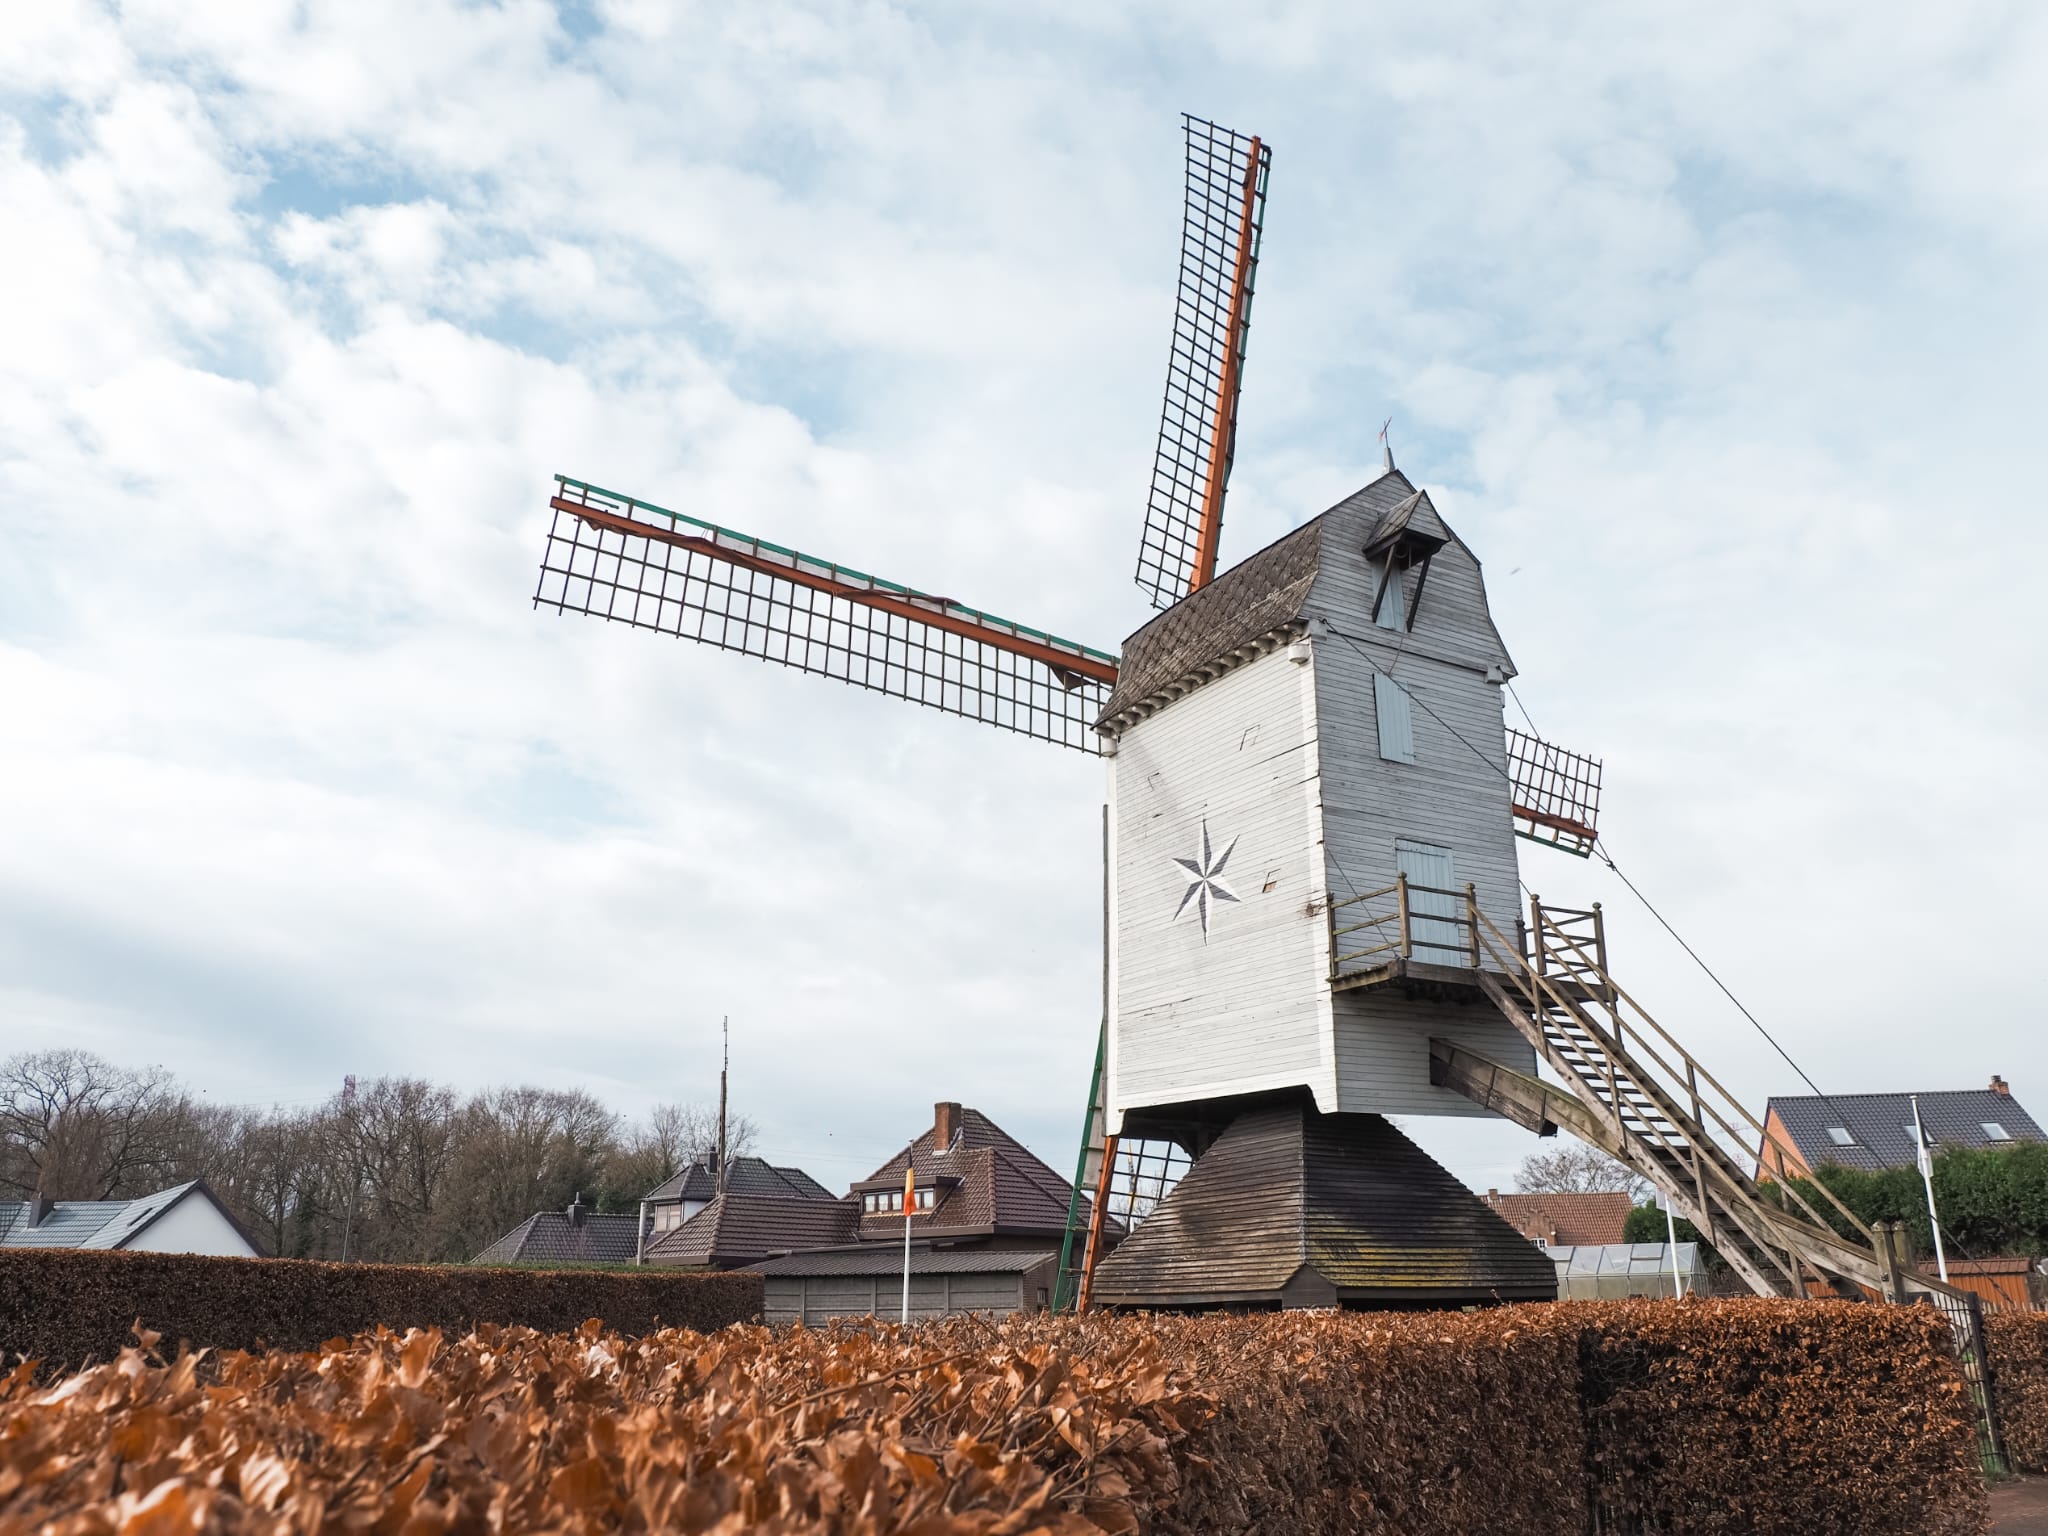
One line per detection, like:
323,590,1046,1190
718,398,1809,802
933,1102,962,1151
1991,1075,2011,1097
567,1193,587,1227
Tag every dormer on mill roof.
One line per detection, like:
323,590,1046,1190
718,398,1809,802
1098,470,1516,732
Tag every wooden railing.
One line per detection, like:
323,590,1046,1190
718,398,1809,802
1470,896,1883,1295
1326,875,1484,979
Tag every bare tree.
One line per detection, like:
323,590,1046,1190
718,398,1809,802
605,1102,760,1207
0,1050,192,1199
1515,1141,1649,1203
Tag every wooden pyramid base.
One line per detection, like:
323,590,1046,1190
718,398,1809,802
1091,1096,1557,1310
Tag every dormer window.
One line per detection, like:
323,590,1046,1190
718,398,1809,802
861,1186,936,1213
1363,491,1449,633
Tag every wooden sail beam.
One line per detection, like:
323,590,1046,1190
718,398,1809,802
551,497,1120,687
1187,135,1262,596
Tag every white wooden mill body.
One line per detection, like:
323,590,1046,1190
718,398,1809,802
1099,469,1537,1133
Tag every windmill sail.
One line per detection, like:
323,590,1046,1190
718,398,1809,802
536,477,1118,753
1505,727,1602,856
1134,116,1271,611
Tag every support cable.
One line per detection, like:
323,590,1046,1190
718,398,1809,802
1342,625,1972,1256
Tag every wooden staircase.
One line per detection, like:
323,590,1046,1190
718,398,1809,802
1441,896,1941,1303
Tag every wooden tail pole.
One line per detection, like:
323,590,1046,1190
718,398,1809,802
1187,136,1262,594
1076,1132,1120,1310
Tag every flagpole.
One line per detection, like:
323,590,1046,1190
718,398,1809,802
1911,1095,1949,1284
901,1166,915,1325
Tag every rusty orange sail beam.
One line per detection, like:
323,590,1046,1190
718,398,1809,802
1187,136,1262,595
552,497,1121,687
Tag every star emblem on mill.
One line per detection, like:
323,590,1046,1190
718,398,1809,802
1170,819,1240,935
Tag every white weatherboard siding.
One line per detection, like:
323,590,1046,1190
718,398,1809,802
1305,496,1537,1114
123,1193,256,1257
1108,645,1335,1125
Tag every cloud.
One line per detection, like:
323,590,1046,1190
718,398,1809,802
3,0,2044,1200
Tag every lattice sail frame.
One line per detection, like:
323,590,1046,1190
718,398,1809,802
1506,727,1603,856
1135,116,1272,610
535,477,1118,753
1102,1136,1191,1227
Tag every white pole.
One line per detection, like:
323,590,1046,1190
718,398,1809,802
1912,1095,1950,1284
900,1167,915,1325
1666,1202,1684,1299
901,1208,913,1324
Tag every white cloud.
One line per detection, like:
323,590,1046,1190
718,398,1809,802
3,0,2044,1199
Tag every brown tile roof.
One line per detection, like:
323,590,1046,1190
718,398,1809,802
1484,1191,1632,1247
854,1108,1078,1243
644,1192,857,1269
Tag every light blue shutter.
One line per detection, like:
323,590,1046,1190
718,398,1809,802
1375,562,1405,630
1395,839,1460,961
1374,673,1415,763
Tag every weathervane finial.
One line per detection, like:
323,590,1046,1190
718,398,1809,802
1379,417,1395,472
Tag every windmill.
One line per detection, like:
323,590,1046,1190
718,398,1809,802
533,115,1975,1318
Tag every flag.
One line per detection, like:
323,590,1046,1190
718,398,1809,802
904,1167,917,1217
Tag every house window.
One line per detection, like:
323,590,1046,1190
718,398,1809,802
1983,1122,2012,1141
1374,560,1406,630
1826,1127,1855,1147
1374,674,1415,763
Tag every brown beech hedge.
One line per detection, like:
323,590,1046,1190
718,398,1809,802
1988,1311,2048,1473
0,1248,761,1372
0,1299,1990,1535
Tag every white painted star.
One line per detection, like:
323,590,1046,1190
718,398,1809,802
1170,819,1240,935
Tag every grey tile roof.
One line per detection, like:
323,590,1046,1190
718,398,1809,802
79,1182,202,1249
0,1182,224,1251
1767,1087,2044,1173
644,1192,859,1268
748,1245,1059,1278
472,1211,645,1266
0,1200,128,1248
642,1157,837,1204
1091,1101,1557,1307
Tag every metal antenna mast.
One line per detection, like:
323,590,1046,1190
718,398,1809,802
717,1016,729,1195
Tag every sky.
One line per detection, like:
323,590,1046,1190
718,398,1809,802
3,1,2045,1200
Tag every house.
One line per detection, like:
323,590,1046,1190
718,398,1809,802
743,1102,1088,1324
1760,1076,2044,1179
0,1181,260,1257
472,1195,644,1266
642,1156,837,1238
1483,1190,1632,1250
642,1193,857,1269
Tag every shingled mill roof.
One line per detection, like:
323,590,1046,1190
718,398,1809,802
1090,1098,1558,1308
